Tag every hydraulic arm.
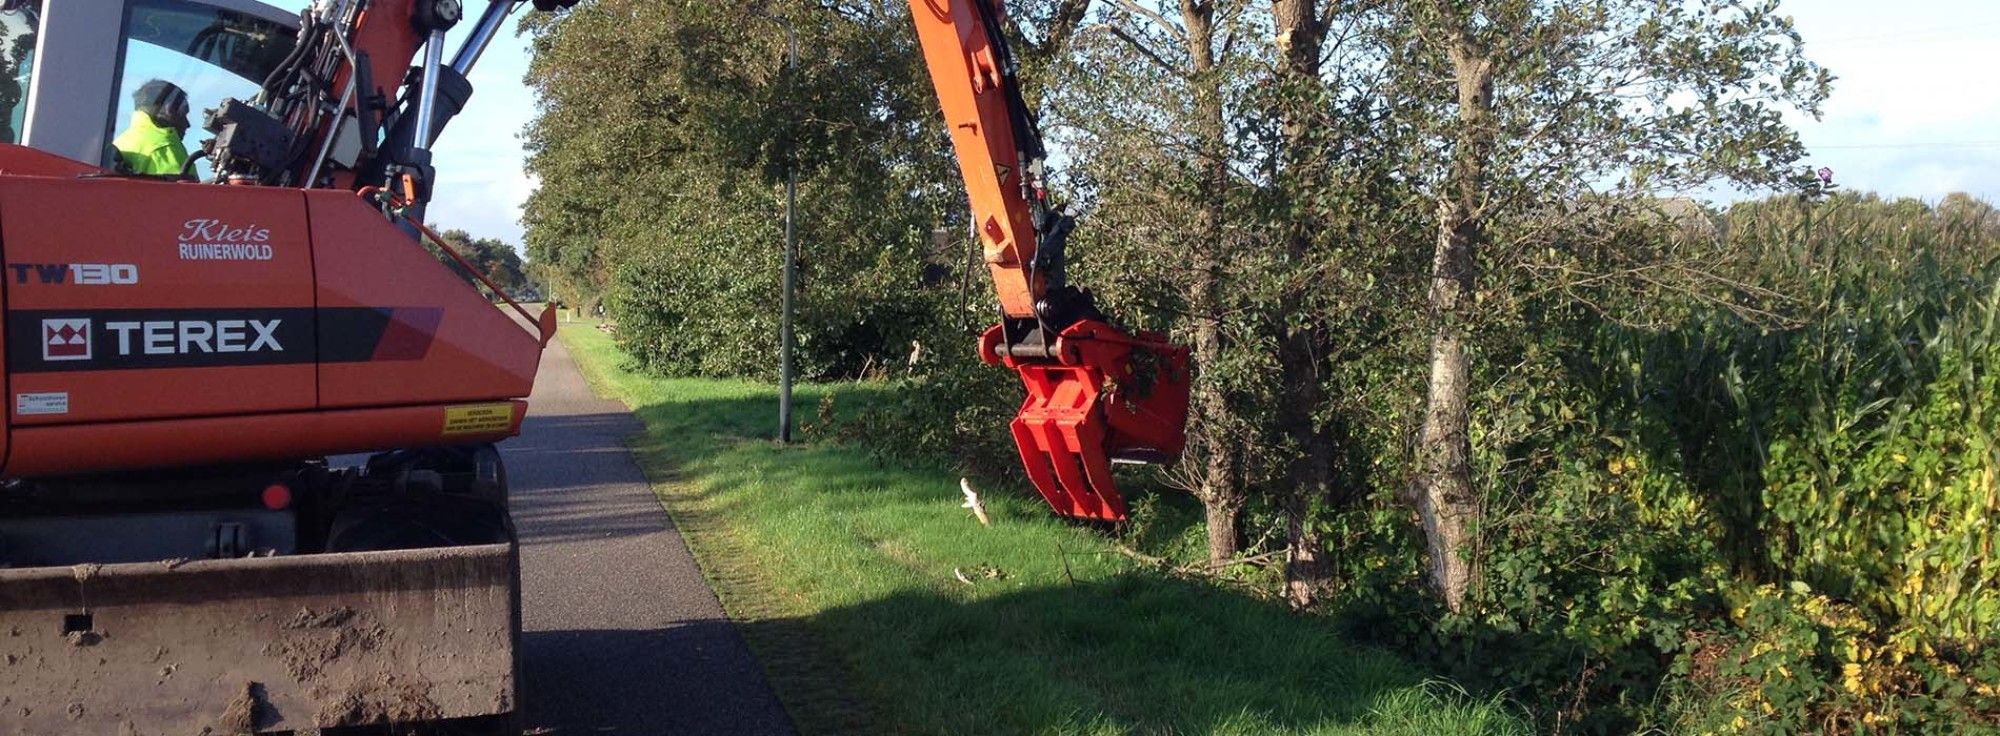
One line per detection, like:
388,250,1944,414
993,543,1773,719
908,0,1192,521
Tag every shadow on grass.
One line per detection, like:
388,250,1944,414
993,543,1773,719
773,577,1529,736
554,329,1526,735
525,579,1524,736
617,399,1520,735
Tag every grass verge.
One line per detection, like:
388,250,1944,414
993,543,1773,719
559,325,1529,736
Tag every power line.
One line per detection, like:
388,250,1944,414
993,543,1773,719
1814,18,2000,46
1813,141,2000,151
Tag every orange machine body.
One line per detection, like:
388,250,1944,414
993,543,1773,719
907,0,1042,320
0,145,541,479
981,320,1191,521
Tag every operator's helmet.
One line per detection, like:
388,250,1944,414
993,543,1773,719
134,79,191,130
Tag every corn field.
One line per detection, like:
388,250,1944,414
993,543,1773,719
1445,192,2000,732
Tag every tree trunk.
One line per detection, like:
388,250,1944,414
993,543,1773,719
1279,331,1335,607
1416,279,1476,610
1271,0,1322,75
1190,307,1243,568
1270,0,1335,609
1204,493,1242,567
1181,0,1245,569
1414,28,1496,613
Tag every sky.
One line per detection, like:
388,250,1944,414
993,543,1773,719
421,15,540,247
1776,0,2000,203
267,0,1999,248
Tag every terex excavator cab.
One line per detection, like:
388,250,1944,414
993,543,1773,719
1,1,546,732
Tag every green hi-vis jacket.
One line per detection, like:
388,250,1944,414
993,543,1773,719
112,111,189,176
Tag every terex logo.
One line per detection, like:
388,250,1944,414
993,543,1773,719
178,218,275,261
10,263,140,285
104,319,284,356
8,309,312,373
41,319,91,361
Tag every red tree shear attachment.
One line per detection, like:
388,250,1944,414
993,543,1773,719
980,320,1192,521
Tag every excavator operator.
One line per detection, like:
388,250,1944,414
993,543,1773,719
112,78,191,176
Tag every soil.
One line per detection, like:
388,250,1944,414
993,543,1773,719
272,608,386,684
217,683,259,734
315,674,441,726
63,630,101,647
283,606,357,630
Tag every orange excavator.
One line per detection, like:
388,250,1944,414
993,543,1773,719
0,0,1188,732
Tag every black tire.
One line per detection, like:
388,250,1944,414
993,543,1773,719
324,492,511,552
364,444,508,508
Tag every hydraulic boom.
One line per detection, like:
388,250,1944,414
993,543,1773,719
909,0,1191,520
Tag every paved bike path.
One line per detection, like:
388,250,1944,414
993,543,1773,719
506,330,795,735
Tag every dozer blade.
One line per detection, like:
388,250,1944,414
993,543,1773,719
981,320,1192,521
0,544,518,734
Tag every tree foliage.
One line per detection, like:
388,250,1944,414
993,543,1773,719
522,0,962,379
520,0,2000,729
1382,0,1833,612
433,228,531,295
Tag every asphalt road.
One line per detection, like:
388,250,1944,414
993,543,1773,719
503,330,796,735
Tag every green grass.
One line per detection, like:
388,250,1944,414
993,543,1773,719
559,325,1530,736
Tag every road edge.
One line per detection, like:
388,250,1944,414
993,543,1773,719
556,325,888,735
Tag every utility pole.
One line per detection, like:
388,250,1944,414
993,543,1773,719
759,10,800,444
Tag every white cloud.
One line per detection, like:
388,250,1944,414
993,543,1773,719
1784,0,2000,201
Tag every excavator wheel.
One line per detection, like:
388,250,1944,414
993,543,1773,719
326,444,512,553
362,444,509,509
324,492,510,552
316,445,524,736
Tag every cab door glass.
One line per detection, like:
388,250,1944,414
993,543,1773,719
109,0,293,178
0,0,39,144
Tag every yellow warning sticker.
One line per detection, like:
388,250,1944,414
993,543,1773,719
443,403,515,437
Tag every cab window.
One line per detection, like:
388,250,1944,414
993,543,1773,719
0,0,39,144
108,0,293,177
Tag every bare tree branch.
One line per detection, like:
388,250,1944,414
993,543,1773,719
1096,23,1185,75
1108,0,1188,41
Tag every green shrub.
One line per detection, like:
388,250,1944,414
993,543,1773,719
1557,195,1999,731
1355,193,2000,731
821,329,1023,479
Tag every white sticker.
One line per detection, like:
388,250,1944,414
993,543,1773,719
16,392,69,416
